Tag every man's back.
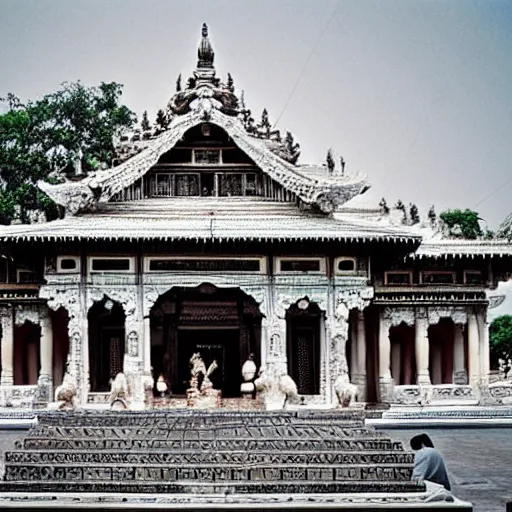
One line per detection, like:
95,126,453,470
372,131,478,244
412,446,451,490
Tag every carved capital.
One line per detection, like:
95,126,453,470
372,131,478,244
15,305,40,327
40,286,80,317
336,286,374,313
427,306,467,326
382,307,415,327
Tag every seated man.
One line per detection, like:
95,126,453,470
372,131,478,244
410,434,451,491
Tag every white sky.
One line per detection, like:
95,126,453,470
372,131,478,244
0,0,511,228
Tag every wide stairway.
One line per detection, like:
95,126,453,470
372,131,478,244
0,410,424,496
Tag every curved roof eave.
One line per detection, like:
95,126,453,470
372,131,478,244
37,109,369,215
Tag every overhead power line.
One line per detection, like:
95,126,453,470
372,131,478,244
273,1,341,128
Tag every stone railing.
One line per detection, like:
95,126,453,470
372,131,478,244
393,384,477,406
0,385,37,408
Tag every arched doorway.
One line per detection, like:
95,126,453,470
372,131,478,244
286,299,322,395
149,284,262,397
88,298,126,392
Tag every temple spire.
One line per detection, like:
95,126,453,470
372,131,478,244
197,23,214,69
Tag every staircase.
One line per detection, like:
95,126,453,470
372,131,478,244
0,410,424,496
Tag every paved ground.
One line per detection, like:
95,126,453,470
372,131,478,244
0,428,510,511
388,428,512,512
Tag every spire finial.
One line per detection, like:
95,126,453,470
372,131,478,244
197,22,214,69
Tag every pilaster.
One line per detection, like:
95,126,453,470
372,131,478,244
378,311,394,401
352,309,367,400
467,311,480,388
452,323,467,384
415,308,431,386
33,306,53,407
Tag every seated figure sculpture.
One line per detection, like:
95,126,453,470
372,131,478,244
186,352,221,408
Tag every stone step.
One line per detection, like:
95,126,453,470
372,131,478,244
3,463,413,483
26,425,382,439
36,410,366,428
0,480,423,495
5,450,414,465
18,436,404,452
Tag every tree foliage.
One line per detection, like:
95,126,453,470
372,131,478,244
0,81,135,223
326,149,335,174
489,315,512,368
439,209,483,239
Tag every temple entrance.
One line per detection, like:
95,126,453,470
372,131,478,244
150,284,262,397
88,298,125,392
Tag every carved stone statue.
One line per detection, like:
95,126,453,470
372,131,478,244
187,353,221,408
109,373,130,410
53,372,78,410
333,372,359,408
240,354,257,397
254,365,298,410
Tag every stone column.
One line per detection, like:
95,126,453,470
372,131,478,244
349,318,357,381
378,311,393,401
452,324,467,384
477,310,490,386
0,306,14,386
467,312,480,388
33,307,53,407
143,316,151,374
353,310,367,400
415,310,431,385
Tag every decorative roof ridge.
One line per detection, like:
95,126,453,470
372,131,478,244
38,107,369,216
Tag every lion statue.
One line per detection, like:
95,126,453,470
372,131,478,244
109,372,130,410
54,372,78,410
333,373,359,408
255,365,298,410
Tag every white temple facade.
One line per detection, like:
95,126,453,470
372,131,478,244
0,25,511,411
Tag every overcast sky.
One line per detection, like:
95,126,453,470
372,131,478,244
1,0,511,227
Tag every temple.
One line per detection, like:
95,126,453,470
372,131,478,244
0,24,511,411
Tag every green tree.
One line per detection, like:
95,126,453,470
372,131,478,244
439,209,483,239
489,315,512,369
0,81,135,223
141,110,151,132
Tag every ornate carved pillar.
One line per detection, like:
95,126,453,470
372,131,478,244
265,317,288,375
477,308,490,386
353,309,367,400
0,305,14,386
378,310,393,401
415,308,431,386
452,323,467,384
467,311,480,387
33,306,53,407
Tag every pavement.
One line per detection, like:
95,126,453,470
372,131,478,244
388,428,512,512
0,428,510,511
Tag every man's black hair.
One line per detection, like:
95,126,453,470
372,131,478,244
410,433,435,450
